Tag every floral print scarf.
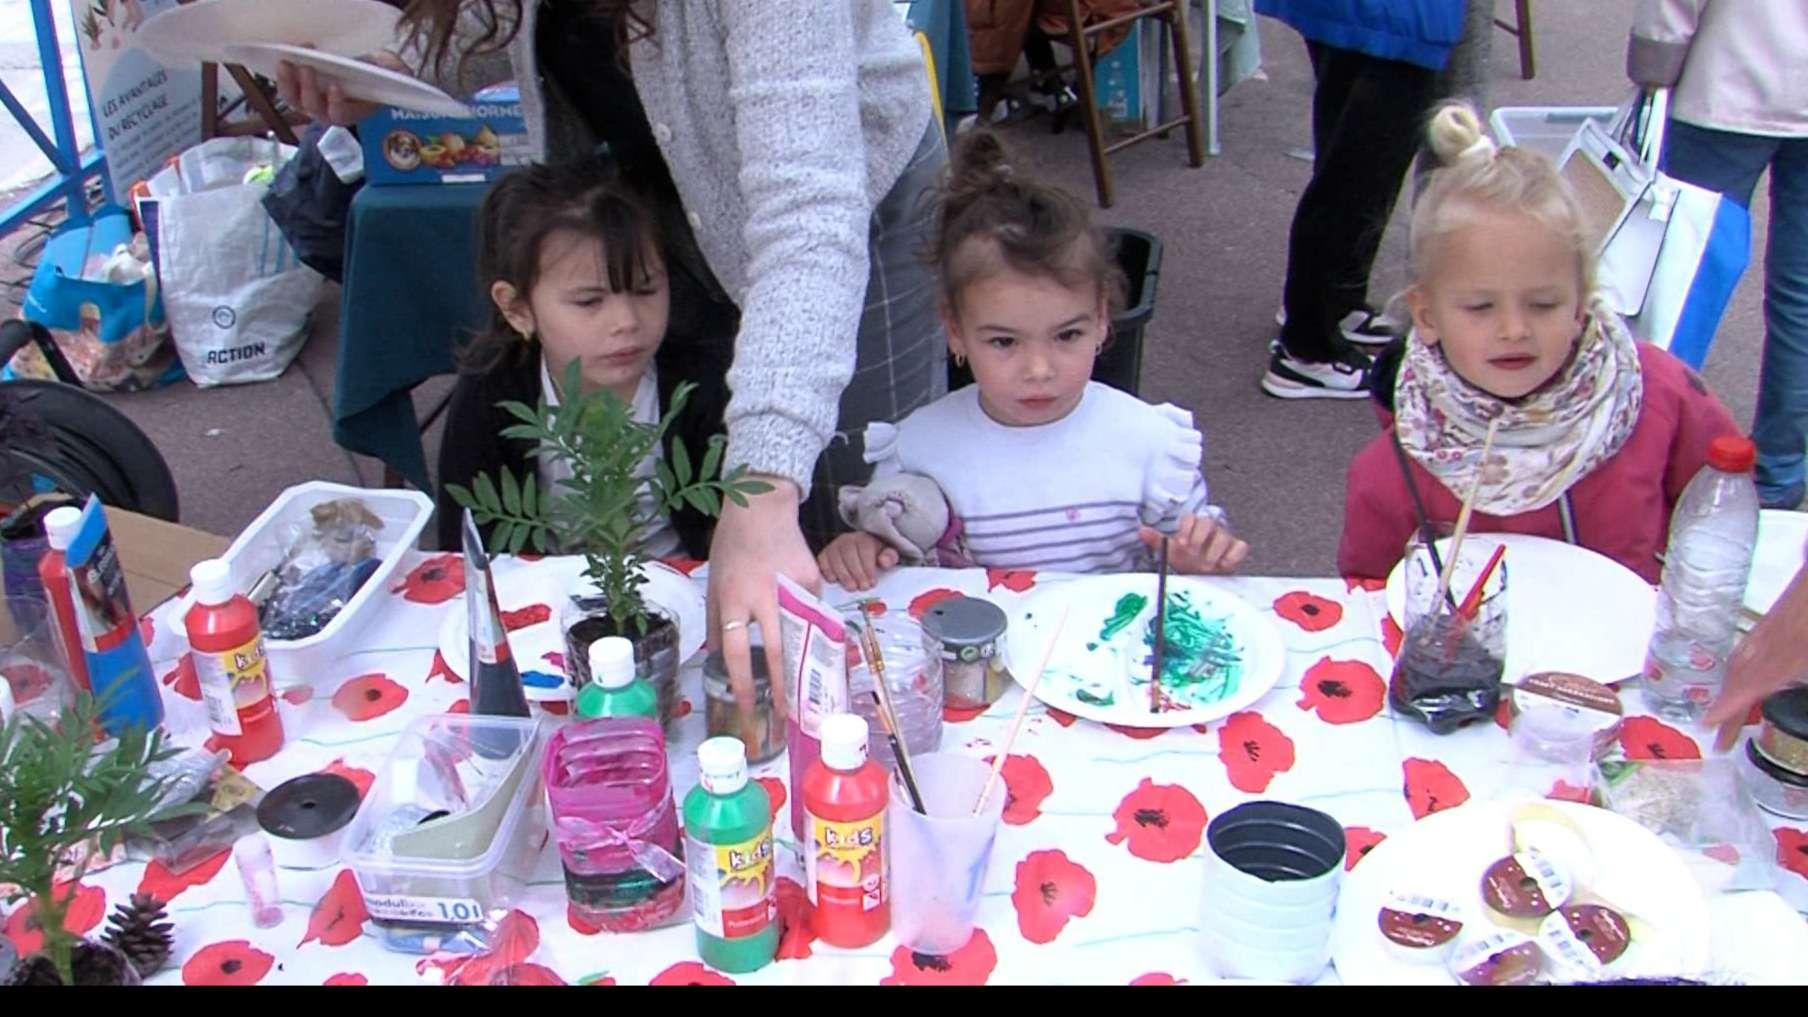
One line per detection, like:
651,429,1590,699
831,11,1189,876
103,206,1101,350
1393,306,1644,516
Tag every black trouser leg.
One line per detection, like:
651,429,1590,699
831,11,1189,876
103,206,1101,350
1279,44,1440,362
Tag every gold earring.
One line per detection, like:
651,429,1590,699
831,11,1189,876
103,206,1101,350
952,351,966,368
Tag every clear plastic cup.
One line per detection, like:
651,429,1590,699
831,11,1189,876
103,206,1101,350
886,753,1006,955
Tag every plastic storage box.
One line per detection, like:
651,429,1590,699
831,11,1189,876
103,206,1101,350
217,481,432,682
344,713,549,954
1490,106,1618,165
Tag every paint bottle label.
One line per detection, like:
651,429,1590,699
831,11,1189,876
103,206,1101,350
806,813,885,912
684,830,776,940
193,636,271,738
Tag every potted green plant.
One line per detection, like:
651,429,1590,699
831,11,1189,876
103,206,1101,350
1,693,192,986
450,361,768,722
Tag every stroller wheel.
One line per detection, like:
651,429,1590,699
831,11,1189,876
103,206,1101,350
0,379,179,522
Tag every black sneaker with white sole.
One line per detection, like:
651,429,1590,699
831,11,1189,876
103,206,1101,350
1261,343,1374,400
1274,305,1403,348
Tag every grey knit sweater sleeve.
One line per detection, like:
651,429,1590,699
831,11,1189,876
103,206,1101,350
711,1,880,493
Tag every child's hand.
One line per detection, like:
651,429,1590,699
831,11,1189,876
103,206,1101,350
1141,514,1250,575
816,532,900,592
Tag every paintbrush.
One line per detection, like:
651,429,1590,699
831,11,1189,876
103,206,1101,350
1151,536,1169,714
869,690,924,813
1432,419,1500,611
1389,430,1458,611
974,604,1071,817
860,616,925,813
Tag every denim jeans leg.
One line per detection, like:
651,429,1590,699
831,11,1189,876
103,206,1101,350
1752,138,1808,503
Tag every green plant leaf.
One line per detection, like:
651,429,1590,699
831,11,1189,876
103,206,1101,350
700,438,723,483
493,520,515,553
725,486,750,509
672,440,693,486
447,484,476,510
500,469,523,516
473,472,501,513
530,527,548,553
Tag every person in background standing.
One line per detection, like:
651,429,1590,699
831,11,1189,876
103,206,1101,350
1628,1,1808,511
1255,0,1464,401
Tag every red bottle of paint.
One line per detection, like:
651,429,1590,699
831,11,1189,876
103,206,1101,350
36,506,90,692
802,713,889,947
184,559,283,766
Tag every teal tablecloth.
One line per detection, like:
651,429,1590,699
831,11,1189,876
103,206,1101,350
332,183,487,490
907,0,976,135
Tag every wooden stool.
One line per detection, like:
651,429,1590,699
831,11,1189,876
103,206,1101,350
200,62,305,144
1061,0,1206,209
1494,0,1535,81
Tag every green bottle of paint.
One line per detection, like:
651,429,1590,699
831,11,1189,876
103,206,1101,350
682,737,779,973
574,636,658,721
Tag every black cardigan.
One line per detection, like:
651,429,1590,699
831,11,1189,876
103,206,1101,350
435,337,733,557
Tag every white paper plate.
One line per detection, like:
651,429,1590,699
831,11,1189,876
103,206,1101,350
1749,510,1807,617
138,0,399,68
437,556,706,702
1331,800,1712,985
222,43,471,117
1384,534,1656,685
1000,575,1286,729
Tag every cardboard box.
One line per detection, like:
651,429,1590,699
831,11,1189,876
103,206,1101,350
360,83,531,186
108,508,230,613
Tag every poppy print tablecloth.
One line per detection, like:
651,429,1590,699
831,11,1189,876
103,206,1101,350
14,560,1801,986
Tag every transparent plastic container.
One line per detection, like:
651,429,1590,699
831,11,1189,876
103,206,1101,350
344,713,549,955
848,614,942,769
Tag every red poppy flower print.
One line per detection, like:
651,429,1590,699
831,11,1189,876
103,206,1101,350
449,698,471,714
1217,711,1296,793
1774,829,1808,881
1404,758,1470,819
426,650,460,685
944,702,988,722
987,568,1037,593
160,656,200,700
1046,707,1077,728
1345,577,1387,594
1381,615,1404,659
1130,972,1185,986
391,554,464,604
331,672,408,721
137,849,229,904
882,929,998,986
1274,591,1343,632
1011,849,1097,944
1105,723,1167,741
281,684,314,706
488,963,566,986
907,587,963,620
1702,843,1741,866
319,758,376,800
1547,780,1590,804
755,776,787,823
567,903,605,936
4,881,105,954
1296,657,1386,725
324,973,367,986
650,961,736,986
1494,698,1511,730
300,869,368,948
539,701,570,717
659,556,705,576
181,940,275,985
1618,715,1701,761
139,615,156,646
776,876,815,961
501,603,550,631
1107,779,1207,862
1343,827,1386,871
991,753,1053,826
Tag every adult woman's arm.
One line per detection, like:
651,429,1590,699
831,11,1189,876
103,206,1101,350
705,0,892,716
1706,563,1808,750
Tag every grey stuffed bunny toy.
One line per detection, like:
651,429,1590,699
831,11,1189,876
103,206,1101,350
836,472,966,567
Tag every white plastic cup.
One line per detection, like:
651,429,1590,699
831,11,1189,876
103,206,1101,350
1200,801,1344,983
887,753,1007,955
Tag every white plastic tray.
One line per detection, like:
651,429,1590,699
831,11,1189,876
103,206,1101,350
1490,106,1617,165
218,481,433,682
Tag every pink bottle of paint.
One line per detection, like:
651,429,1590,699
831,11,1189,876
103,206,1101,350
776,576,849,841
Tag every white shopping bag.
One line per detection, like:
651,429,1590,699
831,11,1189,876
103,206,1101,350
155,136,325,387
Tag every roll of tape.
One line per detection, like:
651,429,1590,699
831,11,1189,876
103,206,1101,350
257,773,361,869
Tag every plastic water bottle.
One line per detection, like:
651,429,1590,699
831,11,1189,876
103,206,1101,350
1642,435,1761,721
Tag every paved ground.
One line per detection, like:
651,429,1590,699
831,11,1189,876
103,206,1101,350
15,0,1777,576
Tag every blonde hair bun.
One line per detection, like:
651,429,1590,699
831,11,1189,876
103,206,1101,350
1426,102,1494,167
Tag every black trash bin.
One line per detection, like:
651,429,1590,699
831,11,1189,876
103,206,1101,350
945,226,1161,398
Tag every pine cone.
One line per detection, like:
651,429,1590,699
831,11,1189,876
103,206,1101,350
101,893,173,978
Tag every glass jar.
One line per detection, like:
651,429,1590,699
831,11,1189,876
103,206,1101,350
919,596,1009,710
701,649,784,765
848,614,941,769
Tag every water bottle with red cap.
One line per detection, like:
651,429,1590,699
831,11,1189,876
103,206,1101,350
1643,435,1762,721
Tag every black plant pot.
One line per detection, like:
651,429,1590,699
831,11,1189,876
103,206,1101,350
9,939,141,986
560,593,682,726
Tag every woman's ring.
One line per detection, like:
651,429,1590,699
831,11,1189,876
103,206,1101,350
720,620,748,633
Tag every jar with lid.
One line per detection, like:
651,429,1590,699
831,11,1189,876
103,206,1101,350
920,596,1009,710
702,648,785,765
